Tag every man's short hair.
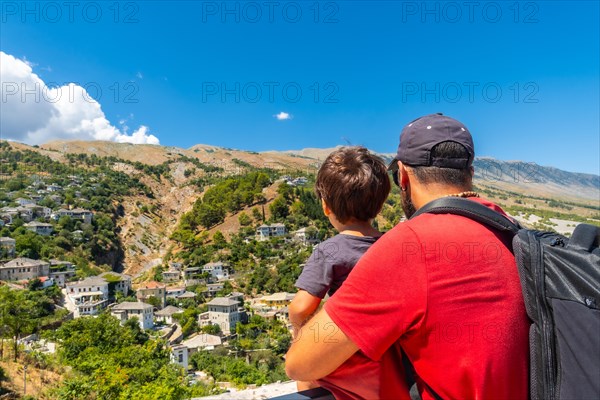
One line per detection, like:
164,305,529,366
315,146,391,224
409,141,473,188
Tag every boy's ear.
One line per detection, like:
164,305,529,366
321,199,332,216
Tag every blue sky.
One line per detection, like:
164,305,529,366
1,1,599,174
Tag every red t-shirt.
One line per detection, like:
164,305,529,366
325,198,529,400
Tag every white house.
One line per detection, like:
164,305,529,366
256,223,287,241
259,292,295,309
166,286,186,298
155,305,183,325
54,208,93,224
0,257,50,281
161,269,181,283
276,307,289,324
16,207,34,222
170,344,189,370
111,302,154,330
284,176,308,187
65,276,110,318
24,221,54,236
38,276,55,289
100,271,132,297
15,198,36,207
205,283,224,297
198,297,246,335
177,291,196,300
23,204,52,219
49,270,76,288
181,334,222,355
202,262,229,281
1,206,32,222
49,260,76,288
293,227,319,245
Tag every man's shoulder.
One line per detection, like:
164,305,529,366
401,196,511,238
468,196,509,216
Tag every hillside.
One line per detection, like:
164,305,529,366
39,141,599,202
41,140,316,172
3,139,598,280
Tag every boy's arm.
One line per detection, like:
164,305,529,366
289,290,322,338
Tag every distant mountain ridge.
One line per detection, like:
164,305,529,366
272,147,600,202
5,139,600,202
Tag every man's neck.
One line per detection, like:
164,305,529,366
412,184,474,210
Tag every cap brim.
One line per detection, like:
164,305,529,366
387,158,400,171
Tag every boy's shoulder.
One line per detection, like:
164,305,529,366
312,233,380,262
315,233,381,247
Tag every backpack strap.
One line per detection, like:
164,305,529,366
569,223,600,252
411,197,520,234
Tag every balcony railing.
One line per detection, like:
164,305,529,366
270,387,334,400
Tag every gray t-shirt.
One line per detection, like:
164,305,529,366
295,234,379,299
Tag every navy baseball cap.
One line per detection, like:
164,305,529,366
388,113,474,171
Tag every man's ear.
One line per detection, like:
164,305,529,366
321,199,332,216
399,162,410,190
469,166,474,177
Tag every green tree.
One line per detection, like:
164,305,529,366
0,287,38,360
145,296,162,308
212,231,227,248
269,196,289,220
238,212,252,226
252,207,263,222
197,203,226,229
172,308,200,338
27,278,43,291
201,324,222,335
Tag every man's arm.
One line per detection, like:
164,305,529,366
285,307,359,382
288,290,322,338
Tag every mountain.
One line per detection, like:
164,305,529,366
280,148,599,202
37,141,599,202
41,140,317,170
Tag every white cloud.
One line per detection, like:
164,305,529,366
0,51,159,145
274,111,292,121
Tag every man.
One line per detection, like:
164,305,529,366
286,114,529,399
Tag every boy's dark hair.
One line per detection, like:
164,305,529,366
409,141,473,188
315,146,391,224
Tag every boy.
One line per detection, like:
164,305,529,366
288,146,392,399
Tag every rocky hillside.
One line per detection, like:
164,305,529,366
5,140,598,278
42,140,317,171
40,141,599,202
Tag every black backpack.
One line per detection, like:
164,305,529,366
413,197,600,400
